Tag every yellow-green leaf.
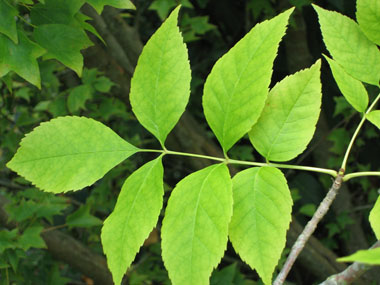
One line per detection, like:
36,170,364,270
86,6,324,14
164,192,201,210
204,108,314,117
357,0,380,46
369,196,380,240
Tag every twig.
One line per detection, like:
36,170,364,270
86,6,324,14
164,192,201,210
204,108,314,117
318,240,380,285
273,169,345,284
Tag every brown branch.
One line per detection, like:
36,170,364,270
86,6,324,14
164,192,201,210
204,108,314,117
319,241,380,285
274,169,345,285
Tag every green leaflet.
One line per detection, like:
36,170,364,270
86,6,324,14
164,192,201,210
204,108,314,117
202,8,293,154
324,55,368,113
67,84,93,113
130,7,191,147
66,205,103,229
101,156,163,285
369,196,380,240
34,24,93,77
0,0,18,43
356,0,380,46
366,110,380,129
7,116,138,193
229,167,292,285
86,0,135,14
161,164,232,285
249,60,321,162
0,31,45,88
338,248,380,265
313,5,380,86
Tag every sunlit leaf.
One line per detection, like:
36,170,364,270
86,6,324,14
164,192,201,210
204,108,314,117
313,4,380,85
229,167,292,285
102,156,164,285
366,110,380,130
130,6,191,146
161,164,232,285
7,116,139,193
369,196,380,239
356,0,380,46
202,8,294,153
324,55,368,113
249,60,321,162
338,248,380,265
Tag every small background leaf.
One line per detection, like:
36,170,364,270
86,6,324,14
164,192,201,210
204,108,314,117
66,205,103,228
86,0,135,14
338,248,380,265
161,164,232,285
356,0,380,46
202,8,294,153
101,156,164,285
313,5,380,85
369,196,380,239
324,55,368,113
229,167,292,285
366,110,380,130
249,60,321,162
130,6,191,146
7,116,138,193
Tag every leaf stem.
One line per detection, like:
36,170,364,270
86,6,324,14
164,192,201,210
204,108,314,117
341,93,380,170
343,171,380,182
140,149,337,176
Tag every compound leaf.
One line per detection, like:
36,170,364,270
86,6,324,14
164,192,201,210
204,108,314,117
86,0,135,14
366,110,380,130
249,60,321,162
356,0,380,46
0,31,45,88
0,0,18,43
34,24,93,77
102,156,164,285
130,7,191,147
7,116,139,193
203,9,293,153
161,164,232,285
313,4,380,86
229,167,292,285
324,55,368,113
369,196,380,240
338,248,380,265
202,8,293,153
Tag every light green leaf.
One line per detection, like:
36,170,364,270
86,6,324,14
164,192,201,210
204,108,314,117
249,60,322,162
0,0,18,43
102,156,164,285
130,6,191,146
366,110,380,129
86,0,135,14
324,55,368,113
0,31,45,88
18,226,46,250
161,164,232,285
67,84,93,113
7,116,139,193
313,5,380,86
66,205,103,228
34,24,93,77
338,248,380,265
202,8,294,153
356,0,380,46
229,167,292,285
369,196,380,239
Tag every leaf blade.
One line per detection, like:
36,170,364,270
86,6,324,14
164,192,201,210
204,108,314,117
324,55,368,113
101,156,164,285
338,248,380,265
313,4,380,85
7,116,139,193
161,164,232,285
369,196,380,240
130,6,191,146
356,0,380,46
0,0,18,43
249,60,322,162
229,167,292,285
366,110,380,130
202,8,294,153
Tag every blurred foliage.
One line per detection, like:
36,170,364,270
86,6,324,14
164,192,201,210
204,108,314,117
0,0,379,284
